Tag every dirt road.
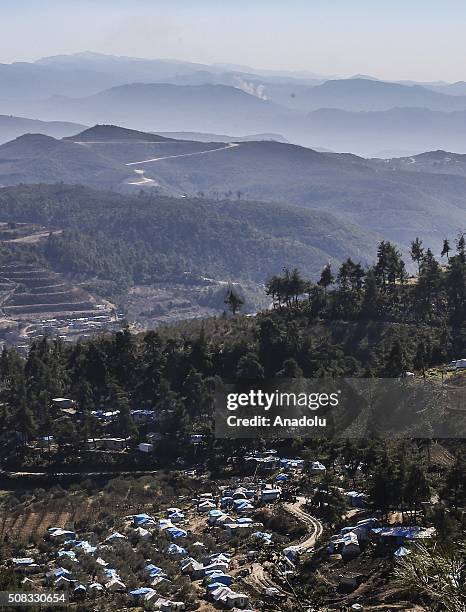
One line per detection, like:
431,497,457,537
283,495,324,550
125,142,240,166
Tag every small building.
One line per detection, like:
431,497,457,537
138,442,154,453
371,526,435,546
329,532,361,560
135,527,151,540
73,584,87,599
51,398,76,409
105,577,126,592
211,585,250,609
88,582,104,596
345,490,367,507
180,558,203,577
260,488,281,502
198,500,216,513
449,358,466,370
86,437,128,451
208,509,225,525
105,531,127,543
10,558,41,574
309,461,326,474
54,576,76,590
48,528,76,542
149,597,185,611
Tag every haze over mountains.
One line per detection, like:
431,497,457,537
1,124,465,254
1,54,466,280
0,115,86,145
2,52,466,155
1,51,465,325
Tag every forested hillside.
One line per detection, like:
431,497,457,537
0,184,378,294
1,126,466,253
1,234,464,470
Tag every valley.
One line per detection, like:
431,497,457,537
0,34,464,612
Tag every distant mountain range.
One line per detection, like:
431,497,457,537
0,115,86,144
156,131,290,144
0,83,295,137
298,78,466,112
2,52,464,108
303,107,466,156
4,64,466,154
1,124,465,252
2,53,466,155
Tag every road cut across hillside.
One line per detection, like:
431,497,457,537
125,142,240,166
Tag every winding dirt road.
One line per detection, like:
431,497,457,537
283,495,324,550
242,496,323,598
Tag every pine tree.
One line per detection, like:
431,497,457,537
361,269,379,318
318,264,334,294
410,237,424,275
456,233,466,264
441,238,451,261
224,287,244,315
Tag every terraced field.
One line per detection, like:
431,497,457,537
0,264,99,320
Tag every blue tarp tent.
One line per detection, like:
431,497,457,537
58,550,77,560
220,496,234,509
252,532,273,543
283,546,299,562
130,587,154,597
105,532,126,543
145,564,165,578
73,540,97,554
206,581,225,591
233,499,253,512
133,513,155,526
167,543,187,556
166,527,187,539
104,568,120,579
204,571,233,586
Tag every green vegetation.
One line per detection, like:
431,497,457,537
0,233,463,469
0,184,378,298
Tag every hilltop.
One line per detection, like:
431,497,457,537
0,114,86,145
1,127,466,251
65,124,174,143
0,133,127,188
379,149,466,177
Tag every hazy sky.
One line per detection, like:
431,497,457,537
1,0,465,81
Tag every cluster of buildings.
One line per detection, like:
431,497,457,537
327,516,436,594
7,473,299,608
6,489,283,610
4,310,125,355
